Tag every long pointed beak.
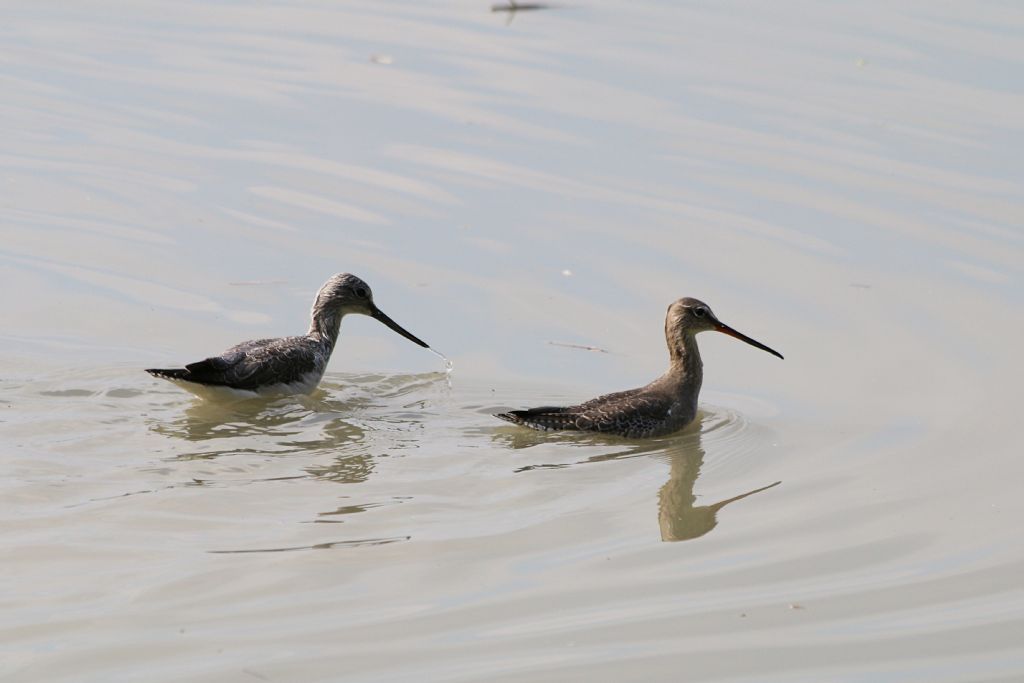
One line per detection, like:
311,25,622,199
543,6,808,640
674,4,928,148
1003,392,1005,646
714,322,784,359
370,305,430,348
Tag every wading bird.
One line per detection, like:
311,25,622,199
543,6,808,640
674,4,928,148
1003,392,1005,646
496,298,782,438
147,273,430,398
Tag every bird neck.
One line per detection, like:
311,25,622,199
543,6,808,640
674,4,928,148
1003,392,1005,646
667,332,703,396
308,309,343,348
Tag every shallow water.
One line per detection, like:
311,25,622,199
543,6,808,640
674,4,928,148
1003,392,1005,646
2,1,1023,681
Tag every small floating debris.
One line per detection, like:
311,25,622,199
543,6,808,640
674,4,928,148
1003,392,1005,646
491,1,551,12
370,54,394,65
547,341,610,353
492,0,553,22
561,269,573,277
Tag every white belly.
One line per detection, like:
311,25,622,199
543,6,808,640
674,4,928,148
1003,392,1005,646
163,370,324,401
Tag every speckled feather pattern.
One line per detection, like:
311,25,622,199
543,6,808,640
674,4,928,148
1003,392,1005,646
147,336,332,394
146,273,426,396
495,380,699,439
495,297,781,439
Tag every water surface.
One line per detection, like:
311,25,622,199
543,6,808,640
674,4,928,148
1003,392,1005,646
2,1,1023,681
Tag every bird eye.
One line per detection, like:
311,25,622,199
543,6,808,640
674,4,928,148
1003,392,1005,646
355,287,368,299
692,307,706,318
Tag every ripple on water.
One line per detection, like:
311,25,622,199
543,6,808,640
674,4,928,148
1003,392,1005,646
4,367,1018,683
1,0,1021,678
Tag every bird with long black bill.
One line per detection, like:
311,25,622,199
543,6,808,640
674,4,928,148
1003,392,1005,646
496,297,783,438
147,273,431,398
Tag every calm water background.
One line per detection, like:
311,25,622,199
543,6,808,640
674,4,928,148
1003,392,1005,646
2,1,1023,681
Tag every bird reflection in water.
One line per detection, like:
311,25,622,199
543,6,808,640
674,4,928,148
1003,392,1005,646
145,396,377,497
657,441,779,542
146,374,446,491
497,412,780,542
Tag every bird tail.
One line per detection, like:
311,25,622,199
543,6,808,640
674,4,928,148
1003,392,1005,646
145,368,190,380
495,407,579,432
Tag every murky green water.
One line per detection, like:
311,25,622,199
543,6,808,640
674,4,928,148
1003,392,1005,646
2,1,1023,681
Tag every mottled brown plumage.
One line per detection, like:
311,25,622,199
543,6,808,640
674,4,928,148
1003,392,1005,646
496,298,783,438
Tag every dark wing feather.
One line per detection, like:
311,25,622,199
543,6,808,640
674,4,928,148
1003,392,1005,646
495,406,576,431
152,337,321,390
571,391,674,438
496,386,675,438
